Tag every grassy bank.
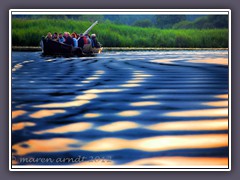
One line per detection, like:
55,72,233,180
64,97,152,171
12,18,228,48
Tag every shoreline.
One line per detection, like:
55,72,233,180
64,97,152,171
12,46,228,52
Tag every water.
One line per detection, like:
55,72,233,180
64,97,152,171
11,50,229,167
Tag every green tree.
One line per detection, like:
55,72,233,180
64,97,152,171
133,19,153,27
207,15,228,28
193,15,228,29
155,15,187,28
173,20,193,29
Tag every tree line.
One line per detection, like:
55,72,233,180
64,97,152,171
13,15,228,29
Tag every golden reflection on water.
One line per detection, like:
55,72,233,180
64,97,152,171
97,121,139,132
12,60,35,72
126,79,144,84
12,138,82,156
187,58,228,66
147,119,228,131
202,101,228,107
12,63,23,72
130,101,160,106
141,95,158,99
215,94,228,99
32,69,104,108
12,62,229,166
95,70,105,74
150,59,177,64
45,59,56,62
74,84,84,87
16,104,26,108
120,84,140,87
84,89,123,94
165,108,228,117
120,71,151,88
12,122,36,131
81,138,127,152
29,109,66,118
133,74,152,77
118,110,141,117
32,92,98,109
82,77,97,83
75,93,98,100
124,156,228,166
81,134,228,152
12,110,27,119
84,113,101,118
86,77,99,80
81,80,91,83
81,70,105,84
33,100,89,108
34,122,92,134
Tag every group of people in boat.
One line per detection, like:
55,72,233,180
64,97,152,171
45,32,101,49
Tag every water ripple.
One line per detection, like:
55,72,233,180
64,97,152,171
11,50,229,167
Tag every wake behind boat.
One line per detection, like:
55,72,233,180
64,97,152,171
40,21,103,57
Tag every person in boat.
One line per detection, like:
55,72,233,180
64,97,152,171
82,34,93,53
45,32,52,40
63,32,74,46
78,33,84,49
52,32,59,41
58,33,65,43
71,33,78,48
84,34,91,45
86,34,92,44
73,32,79,40
91,34,101,48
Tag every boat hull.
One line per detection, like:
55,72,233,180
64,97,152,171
41,37,102,57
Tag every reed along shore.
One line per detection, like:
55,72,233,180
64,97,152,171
12,18,228,48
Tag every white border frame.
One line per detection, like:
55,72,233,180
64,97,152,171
9,9,231,171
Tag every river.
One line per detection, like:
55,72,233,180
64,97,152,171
11,50,229,167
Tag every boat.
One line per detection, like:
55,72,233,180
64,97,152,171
41,38,102,57
40,21,103,57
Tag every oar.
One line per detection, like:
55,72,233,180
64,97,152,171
83,21,98,35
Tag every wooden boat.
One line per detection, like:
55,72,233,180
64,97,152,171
40,37,102,57
40,21,103,57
